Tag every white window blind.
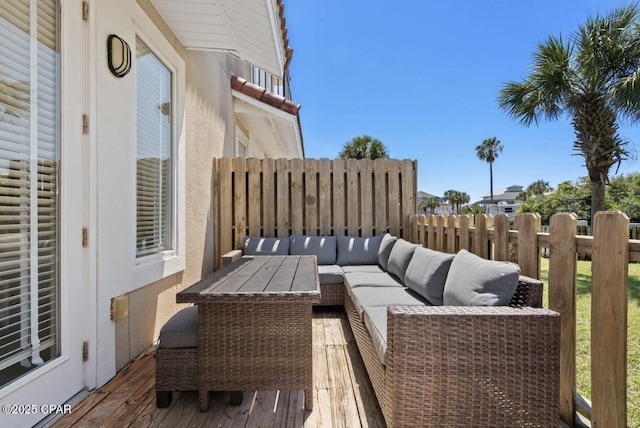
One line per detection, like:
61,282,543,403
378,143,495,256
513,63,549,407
0,0,60,387
136,37,172,257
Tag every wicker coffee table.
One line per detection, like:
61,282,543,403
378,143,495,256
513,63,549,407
177,255,320,411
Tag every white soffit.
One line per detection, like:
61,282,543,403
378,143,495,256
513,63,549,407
151,0,285,77
232,90,302,158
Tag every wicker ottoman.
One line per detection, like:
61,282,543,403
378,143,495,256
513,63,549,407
155,306,199,408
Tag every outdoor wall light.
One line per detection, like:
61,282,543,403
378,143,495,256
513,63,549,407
107,34,132,78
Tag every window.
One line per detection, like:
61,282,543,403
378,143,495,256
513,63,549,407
235,126,249,158
0,0,60,386
136,37,172,257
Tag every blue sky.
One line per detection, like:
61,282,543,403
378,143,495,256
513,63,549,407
286,0,640,203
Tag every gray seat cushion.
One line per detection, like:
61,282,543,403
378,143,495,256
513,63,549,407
347,285,426,320
363,306,388,365
404,247,455,305
342,265,384,274
344,272,404,289
289,235,337,265
443,249,520,306
386,239,418,281
243,236,289,255
377,233,397,271
317,265,344,284
158,306,198,349
336,235,383,265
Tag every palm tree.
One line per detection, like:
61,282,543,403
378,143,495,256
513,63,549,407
475,137,504,204
425,196,439,214
339,135,389,160
443,190,456,210
498,5,640,224
527,179,553,197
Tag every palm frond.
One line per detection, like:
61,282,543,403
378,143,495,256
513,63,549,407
609,69,640,123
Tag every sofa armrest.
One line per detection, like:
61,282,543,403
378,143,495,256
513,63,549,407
385,305,559,427
512,275,544,308
222,249,243,266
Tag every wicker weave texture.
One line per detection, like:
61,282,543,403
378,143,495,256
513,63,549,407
155,348,198,392
344,278,560,428
319,282,344,306
198,301,313,411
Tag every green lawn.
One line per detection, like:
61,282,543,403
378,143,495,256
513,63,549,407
539,258,640,426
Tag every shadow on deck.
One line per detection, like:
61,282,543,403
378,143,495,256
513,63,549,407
43,307,386,428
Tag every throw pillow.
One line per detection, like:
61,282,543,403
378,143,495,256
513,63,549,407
377,233,398,270
404,247,454,305
443,249,520,306
386,239,418,281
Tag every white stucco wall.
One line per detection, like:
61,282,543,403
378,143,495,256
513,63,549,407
91,0,251,384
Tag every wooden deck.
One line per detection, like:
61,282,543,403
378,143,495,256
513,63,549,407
43,307,385,428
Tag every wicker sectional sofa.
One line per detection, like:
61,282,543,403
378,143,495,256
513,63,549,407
160,234,559,426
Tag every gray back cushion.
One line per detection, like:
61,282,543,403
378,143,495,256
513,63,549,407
377,234,397,271
289,235,337,265
404,247,454,305
443,249,520,306
243,236,289,255
386,239,418,281
336,235,383,265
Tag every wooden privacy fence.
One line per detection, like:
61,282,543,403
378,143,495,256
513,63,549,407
407,211,640,428
212,157,417,269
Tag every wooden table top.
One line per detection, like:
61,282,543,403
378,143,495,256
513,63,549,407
177,255,321,304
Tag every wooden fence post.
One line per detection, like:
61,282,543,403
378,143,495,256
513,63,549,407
436,215,445,252
592,211,629,428
516,213,541,278
549,213,578,426
458,214,470,251
426,215,435,250
447,214,457,254
493,214,509,261
473,214,489,259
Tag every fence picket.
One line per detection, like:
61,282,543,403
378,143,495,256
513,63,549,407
262,159,275,237
549,213,578,426
361,159,373,236
319,158,331,235
247,158,261,236
290,158,304,235
276,158,289,238
233,158,247,250
591,212,629,428
516,213,541,278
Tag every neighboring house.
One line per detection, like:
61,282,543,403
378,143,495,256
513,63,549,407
417,190,442,204
416,191,452,214
0,1,302,426
474,184,524,217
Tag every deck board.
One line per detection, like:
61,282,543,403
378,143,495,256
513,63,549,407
45,307,385,428
43,306,570,428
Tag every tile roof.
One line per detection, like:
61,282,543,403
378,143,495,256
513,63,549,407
276,0,294,70
231,75,301,115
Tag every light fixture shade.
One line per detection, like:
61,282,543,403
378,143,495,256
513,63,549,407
107,34,132,78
